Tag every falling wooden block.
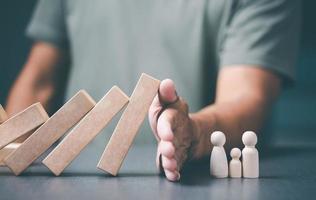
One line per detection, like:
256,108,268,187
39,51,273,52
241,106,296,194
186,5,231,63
42,86,129,176
97,73,160,175
0,143,21,166
0,103,49,150
4,90,96,175
0,106,14,166
0,105,8,123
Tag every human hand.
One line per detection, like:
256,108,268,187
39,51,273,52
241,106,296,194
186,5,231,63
148,79,202,181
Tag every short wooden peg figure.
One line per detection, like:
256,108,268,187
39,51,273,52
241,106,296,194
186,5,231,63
229,148,242,178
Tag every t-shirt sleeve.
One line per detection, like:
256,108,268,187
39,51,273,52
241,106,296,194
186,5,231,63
26,0,68,49
219,0,301,85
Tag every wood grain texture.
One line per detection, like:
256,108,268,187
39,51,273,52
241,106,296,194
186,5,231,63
4,90,96,175
97,73,160,175
0,105,8,123
0,103,49,150
0,143,21,166
43,86,129,176
0,106,14,166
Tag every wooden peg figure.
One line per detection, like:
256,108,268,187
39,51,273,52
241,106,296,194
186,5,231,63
210,131,228,178
242,131,259,178
229,148,242,178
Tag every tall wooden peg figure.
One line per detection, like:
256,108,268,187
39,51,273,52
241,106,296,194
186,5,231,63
242,131,259,178
229,148,242,178
210,131,228,178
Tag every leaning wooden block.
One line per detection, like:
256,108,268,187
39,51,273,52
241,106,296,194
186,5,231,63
0,105,8,123
0,105,7,125
97,73,160,175
4,90,96,175
0,103,49,150
42,86,129,176
0,143,21,166
0,107,15,166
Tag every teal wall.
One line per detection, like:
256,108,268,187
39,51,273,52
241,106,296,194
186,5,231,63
0,0,35,104
272,1,316,140
0,0,67,115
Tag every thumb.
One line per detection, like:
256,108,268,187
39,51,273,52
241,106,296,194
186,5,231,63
148,79,178,139
159,79,178,105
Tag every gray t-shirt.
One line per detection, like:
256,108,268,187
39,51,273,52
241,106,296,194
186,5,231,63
26,0,300,145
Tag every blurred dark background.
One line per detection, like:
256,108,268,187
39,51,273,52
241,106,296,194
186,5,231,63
0,1,315,144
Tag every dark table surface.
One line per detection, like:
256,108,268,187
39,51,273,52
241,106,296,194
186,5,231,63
1,135,316,200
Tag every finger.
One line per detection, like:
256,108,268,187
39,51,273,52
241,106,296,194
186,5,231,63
159,80,188,112
174,147,188,171
159,79,178,105
157,109,175,141
158,140,175,158
161,155,177,171
164,169,180,182
148,95,162,139
172,135,190,170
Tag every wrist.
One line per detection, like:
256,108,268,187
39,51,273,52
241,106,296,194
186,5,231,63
190,110,218,138
189,110,217,158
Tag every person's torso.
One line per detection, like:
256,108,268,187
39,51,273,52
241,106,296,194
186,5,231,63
62,0,230,144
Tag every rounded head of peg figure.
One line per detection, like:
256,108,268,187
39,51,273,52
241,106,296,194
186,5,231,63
242,131,257,146
230,148,241,159
210,131,226,146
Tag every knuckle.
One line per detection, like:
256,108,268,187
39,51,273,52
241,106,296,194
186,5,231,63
177,97,189,113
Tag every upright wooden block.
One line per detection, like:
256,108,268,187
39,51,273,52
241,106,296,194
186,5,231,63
0,143,21,166
97,73,160,175
0,103,49,150
0,105,8,123
4,90,96,175
42,86,129,176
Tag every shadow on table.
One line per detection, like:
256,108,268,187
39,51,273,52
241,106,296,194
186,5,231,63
179,158,212,186
178,145,316,185
261,145,316,159
0,170,159,177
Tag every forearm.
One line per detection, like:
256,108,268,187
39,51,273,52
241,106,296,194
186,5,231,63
6,64,54,116
191,96,270,155
5,42,61,142
6,42,61,116
190,66,281,158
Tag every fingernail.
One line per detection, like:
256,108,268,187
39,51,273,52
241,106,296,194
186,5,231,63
172,91,179,103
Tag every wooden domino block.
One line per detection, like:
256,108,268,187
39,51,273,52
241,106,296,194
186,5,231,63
0,143,21,166
42,86,129,176
4,90,96,175
0,103,49,150
0,105,8,123
0,106,14,166
97,73,160,175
